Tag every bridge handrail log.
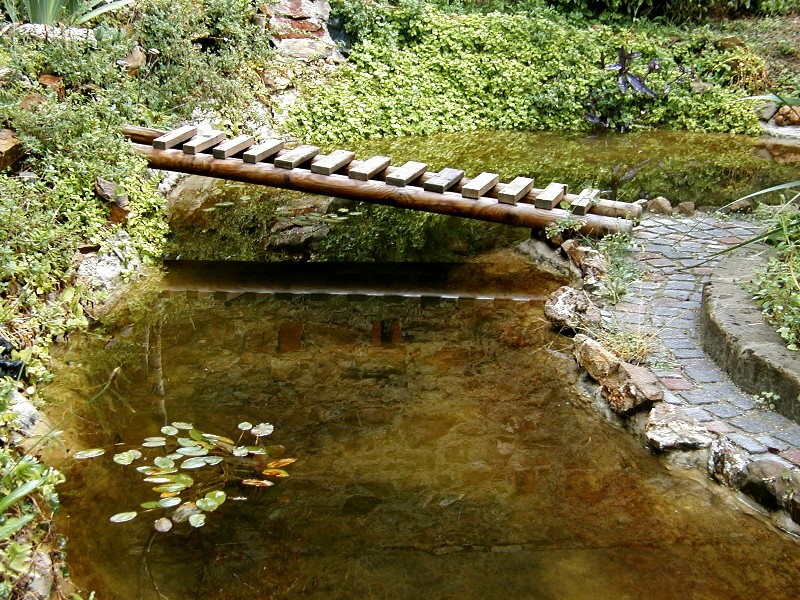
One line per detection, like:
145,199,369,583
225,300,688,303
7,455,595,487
121,125,635,236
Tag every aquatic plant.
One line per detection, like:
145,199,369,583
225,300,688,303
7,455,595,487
73,420,295,531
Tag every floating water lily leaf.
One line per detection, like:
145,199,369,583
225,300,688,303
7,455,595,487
113,450,141,465
142,439,166,448
136,466,157,474
166,453,183,460
189,513,206,528
251,423,274,437
149,467,178,476
154,482,187,493
73,448,105,459
241,479,274,487
205,490,226,505
140,501,160,509
245,446,266,455
157,497,181,508
160,425,179,436
110,511,137,523
189,429,206,442
143,476,174,484
144,436,166,443
261,469,290,478
172,473,194,487
176,437,198,448
154,517,173,532
153,456,175,469
232,446,248,457
238,422,253,431
266,458,297,468
172,422,193,430
180,457,209,470
176,446,208,457
202,433,235,445
202,456,224,466
196,497,220,512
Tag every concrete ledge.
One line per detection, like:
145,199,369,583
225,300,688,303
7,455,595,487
699,246,800,423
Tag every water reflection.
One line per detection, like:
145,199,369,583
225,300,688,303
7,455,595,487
46,252,800,599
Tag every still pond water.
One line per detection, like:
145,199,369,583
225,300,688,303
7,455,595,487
47,251,800,600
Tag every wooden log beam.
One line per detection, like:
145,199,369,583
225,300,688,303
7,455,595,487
130,142,632,237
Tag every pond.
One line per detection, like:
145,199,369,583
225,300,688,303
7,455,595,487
45,250,800,599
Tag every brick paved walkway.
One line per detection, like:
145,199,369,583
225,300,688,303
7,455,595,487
605,213,800,468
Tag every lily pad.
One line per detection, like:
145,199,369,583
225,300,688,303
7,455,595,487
160,425,179,436
205,490,227,505
73,448,105,459
154,482,188,493
110,511,137,523
180,457,209,470
142,439,166,448
172,421,193,430
202,456,224,466
154,517,173,532
232,446,249,457
143,476,175,484
241,479,274,487
189,513,206,528
238,422,253,431
261,468,290,478
251,423,274,437
113,450,142,465
196,498,220,512
157,496,182,508
176,437,198,448
267,458,297,468
176,446,208,457
245,446,267,455
140,501,160,510
153,456,175,469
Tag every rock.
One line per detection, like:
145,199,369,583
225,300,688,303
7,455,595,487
95,177,130,224
277,322,303,353
720,197,754,214
676,201,695,216
544,286,601,331
646,196,672,215
690,80,711,94
574,335,663,415
10,390,43,433
756,101,779,122
269,224,329,252
273,37,342,61
16,24,95,42
37,73,64,100
515,239,581,284
644,403,713,451
717,35,745,50
561,240,607,285
740,457,800,511
0,129,24,171
76,231,142,294
708,437,749,489
774,105,800,127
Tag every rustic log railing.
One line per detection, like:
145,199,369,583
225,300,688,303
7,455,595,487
121,125,640,236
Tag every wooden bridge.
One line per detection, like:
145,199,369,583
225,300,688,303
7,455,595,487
121,125,640,236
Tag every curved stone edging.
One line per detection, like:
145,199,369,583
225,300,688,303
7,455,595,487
699,247,800,423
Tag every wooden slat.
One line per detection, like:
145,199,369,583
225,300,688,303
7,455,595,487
311,149,356,176
153,125,197,150
274,145,320,169
348,155,391,181
212,134,254,159
570,188,599,215
243,139,284,164
498,176,534,205
461,172,499,199
534,182,569,209
423,168,464,193
183,131,226,155
386,161,428,187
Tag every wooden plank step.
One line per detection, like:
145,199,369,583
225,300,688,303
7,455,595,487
243,139,284,164
423,167,464,193
461,172,499,199
311,149,356,175
212,134,254,159
570,188,599,215
274,145,320,169
349,155,391,181
153,125,197,150
534,182,569,209
386,161,428,187
498,176,534,205
183,131,226,155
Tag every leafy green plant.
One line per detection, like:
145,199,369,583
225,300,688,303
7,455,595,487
3,0,133,26
73,420,295,531
596,232,642,304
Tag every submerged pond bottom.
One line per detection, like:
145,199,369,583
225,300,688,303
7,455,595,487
46,253,800,599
